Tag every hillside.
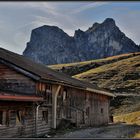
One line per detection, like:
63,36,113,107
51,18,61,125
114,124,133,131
49,52,140,95
114,111,140,125
49,52,140,76
23,18,140,65
74,55,140,94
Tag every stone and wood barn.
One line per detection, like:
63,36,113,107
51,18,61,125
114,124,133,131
0,48,115,138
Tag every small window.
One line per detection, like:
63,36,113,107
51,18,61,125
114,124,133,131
101,108,103,114
0,111,3,125
42,110,48,123
86,107,90,116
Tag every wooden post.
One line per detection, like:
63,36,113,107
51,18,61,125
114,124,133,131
52,85,61,129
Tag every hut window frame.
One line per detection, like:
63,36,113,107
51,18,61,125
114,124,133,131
86,107,90,117
101,108,103,114
42,110,48,124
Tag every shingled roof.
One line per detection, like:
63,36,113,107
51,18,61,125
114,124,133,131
0,47,115,97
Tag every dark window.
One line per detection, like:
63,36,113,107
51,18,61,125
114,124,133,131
42,110,48,123
0,111,3,125
86,107,90,116
101,108,103,114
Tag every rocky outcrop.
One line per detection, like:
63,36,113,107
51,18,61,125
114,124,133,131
23,18,140,65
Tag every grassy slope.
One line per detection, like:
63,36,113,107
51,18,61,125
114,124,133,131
50,52,140,95
114,111,140,138
49,52,140,76
114,111,140,125
73,55,140,94
133,131,140,138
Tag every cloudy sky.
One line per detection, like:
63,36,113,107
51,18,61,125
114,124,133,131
0,2,140,54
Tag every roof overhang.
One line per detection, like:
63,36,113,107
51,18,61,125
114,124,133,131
86,87,115,97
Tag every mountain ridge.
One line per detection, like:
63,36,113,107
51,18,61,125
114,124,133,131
23,18,140,65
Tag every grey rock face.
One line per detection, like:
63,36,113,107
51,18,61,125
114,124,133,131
23,18,140,65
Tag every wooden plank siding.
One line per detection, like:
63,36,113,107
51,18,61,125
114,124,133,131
0,62,52,137
0,102,35,138
0,102,52,138
56,87,110,128
0,63,36,95
36,107,52,136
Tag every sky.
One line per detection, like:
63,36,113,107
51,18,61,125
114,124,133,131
0,2,140,54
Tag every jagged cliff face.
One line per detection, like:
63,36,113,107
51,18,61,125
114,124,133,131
23,18,140,65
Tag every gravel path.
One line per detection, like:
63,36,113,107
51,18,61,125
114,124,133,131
54,123,140,138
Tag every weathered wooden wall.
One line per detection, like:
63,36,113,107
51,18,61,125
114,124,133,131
0,102,35,138
56,86,110,127
0,62,52,137
36,106,52,136
0,101,52,138
0,63,36,95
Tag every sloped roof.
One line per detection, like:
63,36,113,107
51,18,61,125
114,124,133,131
0,47,115,97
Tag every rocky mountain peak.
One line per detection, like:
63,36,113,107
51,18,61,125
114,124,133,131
103,18,116,25
33,25,63,33
74,29,85,39
23,18,140,65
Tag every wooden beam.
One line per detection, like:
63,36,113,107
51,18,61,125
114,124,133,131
52,85,61,129
0,94,43,101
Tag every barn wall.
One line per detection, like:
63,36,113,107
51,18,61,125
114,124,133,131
0,102,52,138
0,63,36,95
87,92,110,126
56,86,110,127
0,102,35,138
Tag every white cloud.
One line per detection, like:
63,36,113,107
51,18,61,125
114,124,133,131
70,2,109,14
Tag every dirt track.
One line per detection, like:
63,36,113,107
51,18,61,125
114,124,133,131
54,123,140,138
